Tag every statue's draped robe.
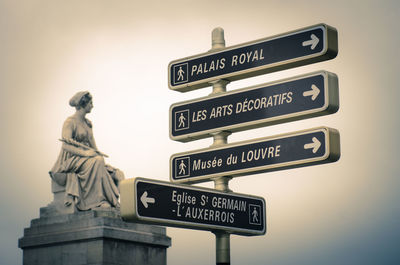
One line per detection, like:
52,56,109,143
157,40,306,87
51,116,123,210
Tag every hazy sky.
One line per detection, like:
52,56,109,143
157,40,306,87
1,0,400,264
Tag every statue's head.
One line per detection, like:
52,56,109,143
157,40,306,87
69,91,92,110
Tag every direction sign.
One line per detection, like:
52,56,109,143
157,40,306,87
170,71,339,142
170,127,340,184
168,24,338,92
120,177,266,236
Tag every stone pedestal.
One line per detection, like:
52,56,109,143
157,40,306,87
19,208,171,265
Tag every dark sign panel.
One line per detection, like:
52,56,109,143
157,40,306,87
170,71,339,142
120,178,266,236
168,24,338,92
170,127,340,184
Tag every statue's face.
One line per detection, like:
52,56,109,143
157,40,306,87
85,100,93,113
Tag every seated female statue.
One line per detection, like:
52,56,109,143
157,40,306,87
50,91,124,210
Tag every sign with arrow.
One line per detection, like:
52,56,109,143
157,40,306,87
140,191,155,208
170,127,340,184
120,177,266,236
302,34,320,50
170,71,339,142
168,24,338,92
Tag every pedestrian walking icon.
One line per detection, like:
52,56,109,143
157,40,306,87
173,63,188,85
252,208,258,223
175,157,190,178
178,113,186,128
175,110,190,131
179,159,187,175
177,67,185,81
249,204,261,225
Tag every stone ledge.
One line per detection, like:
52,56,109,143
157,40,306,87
19,208,171,250
20,225,171,249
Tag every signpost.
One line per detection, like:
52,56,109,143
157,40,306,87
170,71,339,142
168,24,338,92
122,25,340,265
120,177,266,236
171,127,340,184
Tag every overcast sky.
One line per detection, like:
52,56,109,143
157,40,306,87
1,0,399,264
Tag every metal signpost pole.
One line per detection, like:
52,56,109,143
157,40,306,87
120,24,339,265
209,27,231,265
166,25,339,264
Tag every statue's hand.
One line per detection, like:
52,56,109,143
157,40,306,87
84,149,97,157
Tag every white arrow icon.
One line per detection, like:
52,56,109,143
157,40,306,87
304,137,321,153
303,84,320,101
302,34,319,50
140,191,155,208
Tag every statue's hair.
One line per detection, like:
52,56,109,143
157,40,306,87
76,93,92,109
69,91,92,109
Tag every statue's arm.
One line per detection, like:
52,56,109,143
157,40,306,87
88,131,98,151
61,120,96,157
84,118,98,151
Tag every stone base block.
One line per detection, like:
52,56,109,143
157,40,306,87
19,208,171,265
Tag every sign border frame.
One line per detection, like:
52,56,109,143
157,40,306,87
170,126,340,184
169,70,339,142
168,23,338,92
120,177,267,236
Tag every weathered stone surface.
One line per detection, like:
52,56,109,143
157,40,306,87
40,179,77,217
19,208,171,265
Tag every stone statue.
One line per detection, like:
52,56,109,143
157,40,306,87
19,92,169,265
49,91,124,211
